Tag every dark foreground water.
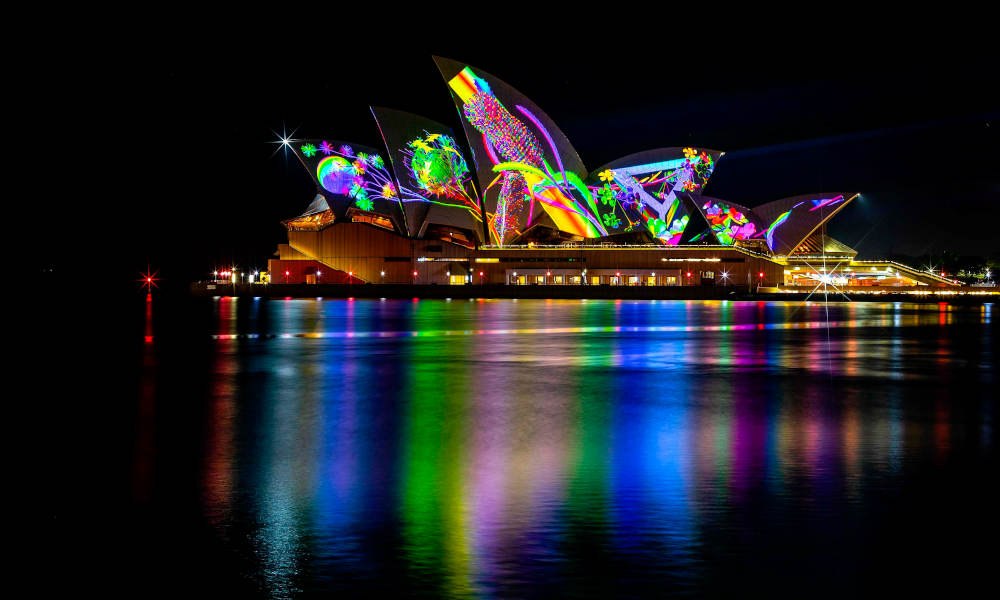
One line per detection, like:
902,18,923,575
107,299,996,597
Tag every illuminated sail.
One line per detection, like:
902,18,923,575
288,139,406,234
586,147,724,245
694,197,765,246
753,193,858,254
371,107,483,242
434,57,602,245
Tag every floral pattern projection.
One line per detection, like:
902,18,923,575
290,139,405,231
446,65,605,246
405,133,476,210
699,199,759,245
370,106,485,241
588,147,719,245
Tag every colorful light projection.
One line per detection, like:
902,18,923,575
752,193,856,254
808,194,846,212
313,146,392,212
758,195,847,250
407,133,472,202
438,59,603,245
700,199,759,245
761,208,793,252
398,130,483,228
315,156,356,196
289,139,405,232
587,148,721,245
371,107,485,241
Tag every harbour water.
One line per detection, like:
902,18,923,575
108,299,995,597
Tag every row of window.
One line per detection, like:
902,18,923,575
391,257,745,265
509,275,686,286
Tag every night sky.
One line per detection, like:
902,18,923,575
28,25,997,289
24,21,997,597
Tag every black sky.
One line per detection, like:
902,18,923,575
25,20,997,287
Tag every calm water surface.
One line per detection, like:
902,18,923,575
122,299,995,598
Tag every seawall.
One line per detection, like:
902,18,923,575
190,282,996,303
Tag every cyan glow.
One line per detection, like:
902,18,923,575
615,158,694,175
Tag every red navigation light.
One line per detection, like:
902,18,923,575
479,271,484,276
413,271,418,277
285,271,289,276
686,272,691,277
759,272,765,278
138,267,159,292
348,271,353,277
546,271,551,276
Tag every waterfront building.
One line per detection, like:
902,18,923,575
268,57,958,291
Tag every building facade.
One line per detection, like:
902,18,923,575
267,57,959,291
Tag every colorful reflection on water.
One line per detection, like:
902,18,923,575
132,299,995,597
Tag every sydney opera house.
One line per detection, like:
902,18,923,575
268,57,957,291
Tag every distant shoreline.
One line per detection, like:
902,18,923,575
190,282,996,304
